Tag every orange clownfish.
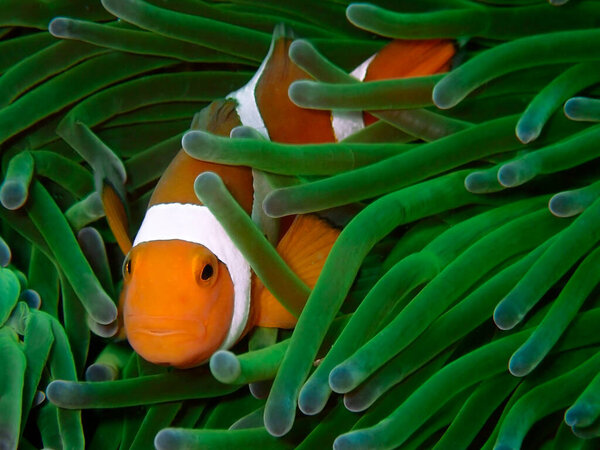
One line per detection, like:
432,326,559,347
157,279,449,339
104,27,455,368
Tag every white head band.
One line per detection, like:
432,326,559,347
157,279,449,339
133,203,251,350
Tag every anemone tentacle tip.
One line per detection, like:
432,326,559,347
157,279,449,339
563,97,587,120
548,193,572,217
264,407,294,437
0,181,27,210
0,431,16,450
92,300,118,325
230,125,260,139
0,246,10,268
88,318,119,338
564,404,593,427
329,365,358,394
343,393,370,413
154,428,178,450
48,17,69,37
464,172,493,194
288,80,313,107
431,83,457,110
209,350,241,383
497,164,519,188
264,421,292,437
33,390,46,406
45,380,72,408
298,383,328,415
508,353,534,378
20,289,41,310
334,431,372,450
515,124,539,144
181,130,202,152
288,39,309,57
99,0,118,13
297,401,322,416
345,3,372,26
262,192,286,218
249,380,271,399
564,408,578,427
194,171,222,194
493,301,522,330
85,363,117,382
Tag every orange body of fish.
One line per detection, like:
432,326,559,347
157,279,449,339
105,30,455,368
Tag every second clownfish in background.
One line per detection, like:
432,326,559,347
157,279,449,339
102,26,455,369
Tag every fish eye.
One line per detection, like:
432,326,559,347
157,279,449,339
200,264,214,281
194,252,218,285
122,254,132,279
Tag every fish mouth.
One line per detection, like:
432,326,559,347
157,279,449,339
124,315,210,367
124,315,206,338
135,329,187,337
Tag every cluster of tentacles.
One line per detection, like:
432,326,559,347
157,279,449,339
1,0,600,449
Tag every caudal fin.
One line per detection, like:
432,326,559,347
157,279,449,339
362,39,455,126
364,39,455,81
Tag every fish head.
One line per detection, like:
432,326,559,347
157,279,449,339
121,239,234,368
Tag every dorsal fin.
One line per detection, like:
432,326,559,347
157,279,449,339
253,26,335,144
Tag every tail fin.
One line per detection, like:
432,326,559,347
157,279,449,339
363,39,455,81
362,39,455,127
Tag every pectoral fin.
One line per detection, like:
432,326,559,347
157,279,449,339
253,214,340,328
101,183,132,255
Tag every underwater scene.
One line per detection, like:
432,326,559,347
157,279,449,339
1,0,600,448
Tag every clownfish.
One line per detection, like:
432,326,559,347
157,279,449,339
103,27,455,368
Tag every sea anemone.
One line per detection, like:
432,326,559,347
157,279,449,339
1,0,600,449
